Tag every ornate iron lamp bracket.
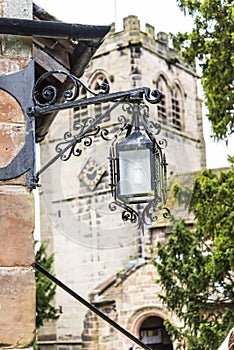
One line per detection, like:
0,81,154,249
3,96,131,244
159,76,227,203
26,69,163,182
26,69,169,229
27,70,162,118
0,65,168,228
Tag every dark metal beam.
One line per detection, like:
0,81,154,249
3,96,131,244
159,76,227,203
27,88,145,117
0,18,110,42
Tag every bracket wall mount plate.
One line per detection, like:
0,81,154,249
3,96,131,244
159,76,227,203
0,61,35,187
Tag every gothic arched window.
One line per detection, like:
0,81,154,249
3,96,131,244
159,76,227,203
92,73,110,123
73,86,88,130
170,84,183,131
155,75,168,126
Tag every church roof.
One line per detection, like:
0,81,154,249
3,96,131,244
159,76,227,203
90,258,147,304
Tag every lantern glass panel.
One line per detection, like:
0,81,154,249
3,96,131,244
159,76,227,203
117,148,155,203
115,130,157,204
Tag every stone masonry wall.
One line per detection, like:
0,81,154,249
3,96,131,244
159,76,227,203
0,1,35,349
82,263,179,350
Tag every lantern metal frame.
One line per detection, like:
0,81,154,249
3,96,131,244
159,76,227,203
109,102,168,230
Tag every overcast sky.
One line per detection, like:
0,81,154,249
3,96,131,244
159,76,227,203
35,0,233,169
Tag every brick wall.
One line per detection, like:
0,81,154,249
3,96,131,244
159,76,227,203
0,0,35,349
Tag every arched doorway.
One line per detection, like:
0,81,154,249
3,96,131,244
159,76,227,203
139,316,173,350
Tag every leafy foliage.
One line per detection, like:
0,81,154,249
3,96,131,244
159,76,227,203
172,0,234,140
35,243,60,328
154,164,234,349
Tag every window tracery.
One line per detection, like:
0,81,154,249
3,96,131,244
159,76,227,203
73,86,88,129
155,75,168,126
171,84,183,131
73,72,111,130
155,75,184,132
92,74,110,122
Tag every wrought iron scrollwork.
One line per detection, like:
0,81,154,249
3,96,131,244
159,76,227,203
122,102,133,114
32,70,110,107
55,131,81,161
141,199,171,226
109,200,138,224
141,104,161,137
55,123,100,162
158,138,168,149
162,207,171,219
109,199,170,233
143,87,162,104
29,68,169,228
142,200,160,225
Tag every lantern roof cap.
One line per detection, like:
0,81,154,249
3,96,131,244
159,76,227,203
118,130,152,148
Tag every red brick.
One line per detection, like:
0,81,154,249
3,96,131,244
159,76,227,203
0,57,31,74
0,188,34,266
0,89,25,123
0,122,26,167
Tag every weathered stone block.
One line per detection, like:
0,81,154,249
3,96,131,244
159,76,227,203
0,267,35,347
1,0,32,58
0,187,34,266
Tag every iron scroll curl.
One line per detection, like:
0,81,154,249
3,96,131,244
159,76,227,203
32,69,110,107
143,87,162,104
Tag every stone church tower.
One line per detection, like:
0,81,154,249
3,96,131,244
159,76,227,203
38,16,206,350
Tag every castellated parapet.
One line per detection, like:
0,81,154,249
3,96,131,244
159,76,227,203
96,15,196,75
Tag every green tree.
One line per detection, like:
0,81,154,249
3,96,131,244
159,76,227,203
35,242,60,328
154,165,234,349
172,0,234,140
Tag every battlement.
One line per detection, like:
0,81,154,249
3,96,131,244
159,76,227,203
96,15,195,73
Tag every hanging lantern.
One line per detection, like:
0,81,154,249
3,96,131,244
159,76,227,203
109,102,168,227
116,130,155,204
